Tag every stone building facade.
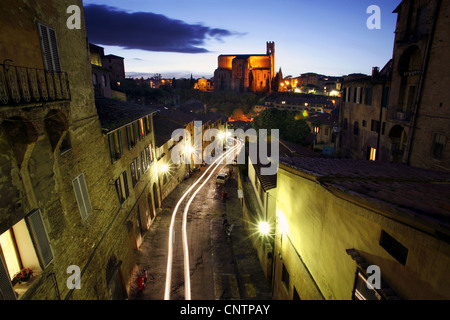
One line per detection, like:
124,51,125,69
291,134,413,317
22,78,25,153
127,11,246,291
338,63,392,160
273,157,450,300
0,0,158,300
338,0,449,172
214,42,275,93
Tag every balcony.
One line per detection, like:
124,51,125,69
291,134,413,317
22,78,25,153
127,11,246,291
387,107,413,123
0,63,70,106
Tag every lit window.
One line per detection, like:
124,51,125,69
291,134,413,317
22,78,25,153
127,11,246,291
0,210,54,299
369,147,377,161
108,129,123,163
139,119,145,139
127,123,137,149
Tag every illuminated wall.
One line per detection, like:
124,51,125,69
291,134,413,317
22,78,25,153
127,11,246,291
273,163,450,300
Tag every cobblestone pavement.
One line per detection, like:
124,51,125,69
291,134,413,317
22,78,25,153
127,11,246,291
128,162,272,300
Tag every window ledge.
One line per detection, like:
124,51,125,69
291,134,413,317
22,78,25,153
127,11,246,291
13,271,41,300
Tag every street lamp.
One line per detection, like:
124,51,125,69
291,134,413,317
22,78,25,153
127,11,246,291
258,221,271,236
159,163,169,173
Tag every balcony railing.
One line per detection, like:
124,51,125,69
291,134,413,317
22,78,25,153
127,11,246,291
0,63,70,105
387,106,413,123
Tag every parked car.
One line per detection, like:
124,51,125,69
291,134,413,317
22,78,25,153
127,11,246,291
216,171,230,184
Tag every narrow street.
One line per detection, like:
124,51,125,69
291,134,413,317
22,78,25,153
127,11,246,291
128,157,271,300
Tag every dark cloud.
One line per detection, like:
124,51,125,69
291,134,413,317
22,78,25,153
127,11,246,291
83,4,242,53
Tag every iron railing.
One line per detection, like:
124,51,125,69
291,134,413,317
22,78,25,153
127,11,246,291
387,106,414,123
0,63,70,105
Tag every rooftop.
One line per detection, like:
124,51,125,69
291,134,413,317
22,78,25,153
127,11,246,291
152,114,185,148
279,157,450,234
95,98,157,132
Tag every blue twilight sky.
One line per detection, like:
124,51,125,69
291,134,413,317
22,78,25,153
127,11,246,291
82,0,401,79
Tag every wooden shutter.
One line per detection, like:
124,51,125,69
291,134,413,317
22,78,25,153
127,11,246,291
27,209,54,268
73,174,92,220
123,171,129,199
0,255,16,300
37,23,61,72
108,134,116,163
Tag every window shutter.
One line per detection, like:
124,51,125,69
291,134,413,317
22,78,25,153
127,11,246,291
48,28,61,72
117,130,123,155
37,23,61,72
123,171,129,198
126,126,132,150
0,255,16,300
108,134,116,163
27,209,54,268
73,174,92,220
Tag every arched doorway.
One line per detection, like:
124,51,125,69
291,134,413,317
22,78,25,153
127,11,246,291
389,125,407,163
44,110,68,152
105,255,126,300
153,182,160,209
148,192,155,220
1,116,38,166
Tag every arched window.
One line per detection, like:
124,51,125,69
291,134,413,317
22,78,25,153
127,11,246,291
353,121,359,135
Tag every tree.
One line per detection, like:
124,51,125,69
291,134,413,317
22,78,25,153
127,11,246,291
252,108,311,145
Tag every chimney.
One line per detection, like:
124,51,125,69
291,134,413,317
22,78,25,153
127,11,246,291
372,67,379,77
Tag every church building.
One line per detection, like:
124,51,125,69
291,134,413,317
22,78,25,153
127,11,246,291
214,42,275,93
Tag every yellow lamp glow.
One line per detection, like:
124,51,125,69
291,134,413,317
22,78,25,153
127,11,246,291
159,163,169,173
259,221,271,235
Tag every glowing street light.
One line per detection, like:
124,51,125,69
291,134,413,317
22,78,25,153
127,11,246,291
159,163,169,173
259,221,271,235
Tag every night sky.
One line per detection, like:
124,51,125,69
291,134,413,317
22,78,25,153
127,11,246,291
83,0,401,79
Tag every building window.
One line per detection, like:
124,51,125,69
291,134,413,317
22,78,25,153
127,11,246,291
131,158,141,187
59,132,72,154
108,130,123,163
37,23,61,72
0,210,54,299
145,145,152,166
367,147,377,161
130,161,137,187
364,87,373,105
101,75,107,87
144,116,151,135
362,120,367,127
353,121,359,135
344,87,351,102
432,133,446,160
138,118,145,140
343,118,348,130
72,173,92,220
141,151,147,173
371,120,380,133
126,123,138,150
115,171,129,204
281,263,289,292
353,271,381,300
379,230,408,265
356,87,362,104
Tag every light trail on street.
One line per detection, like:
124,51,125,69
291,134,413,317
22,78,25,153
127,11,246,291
164,137,242,300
